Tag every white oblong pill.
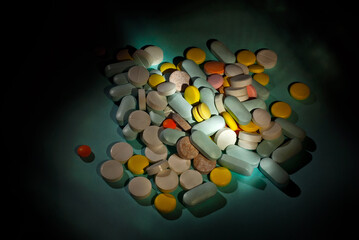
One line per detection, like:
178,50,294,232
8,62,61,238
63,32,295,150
259,157,289,187
128,176,152,199
156,82,176,96
275,118,306,141
209,40,236,63
155,169,179,193
214,128,237,150
180,169,203,190
272,138,302,164
183,182,217,206
110,142,133,164
144,45,164,65
100,160,124,182
127,65,150,87
237,139,258,150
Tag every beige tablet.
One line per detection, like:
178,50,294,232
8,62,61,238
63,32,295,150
127,65,149,87
100,160,124,182
110,142,133,164
146,159,169,176
179,169,203,190
128,176,152,199
144,145,168,163
128,110,151,132
155,169,179,193
167,154,191,175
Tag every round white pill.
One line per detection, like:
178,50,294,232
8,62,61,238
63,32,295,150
214,128,237,150
155,169,179,193
128,110,151,132
100,160,124,182
180,169,203,190
127,65,149,87
156,82,176,96
110,142,133,164
144,45,164,65
128,176,152,199
168,154,191,175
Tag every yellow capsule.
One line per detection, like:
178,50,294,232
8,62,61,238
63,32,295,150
221,112,238,131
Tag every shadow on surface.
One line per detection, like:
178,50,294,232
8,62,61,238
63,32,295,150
185,191,227,218
280,149,313,175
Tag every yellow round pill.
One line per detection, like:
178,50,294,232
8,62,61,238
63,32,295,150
197,103,211,120
154,193,176,214
127,155,149,175
248,64,264,73
236,50,256,66
185,47,206,64
239,121,260,132
271,101,292,119
159,62,176,73
253,73,270,86
223,76,230,87
221,112,238,131
192,105,204,122
148,74,165,88
210,167,232,187
289,82,310,100
184,86,200,105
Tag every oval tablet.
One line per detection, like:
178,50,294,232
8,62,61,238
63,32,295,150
221,112,238,131
190,130,222,160
251,78,270,100
229,74,252,88
128,110,151,132
224,64,244,77
225,144,261,168
176,136,199,160
256,134,285,158
256,49,278,69
183,182,217,206
157,82,176,96
180,169,203,190
236,50,256,66
109,83,137,102
160,62,177,73
110,142,133,164
127,65,150,87
167,93,193,121
122,123,138,141
191,115,225,136
223,96,251,125
116,95,137,126
272,138,302,164
253,72,270,86
275,118,306,141
185,47,206,64
289,82,310,100
259,158,289,188
184,86,200,105
193,153,217,174
168,154,191,175
248,64,264,73
100,160,124,182
218,154,254,176
128,176,152,199
209,40,236,63
238,131,262,143
159,128,186,146
181,59,207,80
155,169,179,193
199,88,219,116
252,108,271,128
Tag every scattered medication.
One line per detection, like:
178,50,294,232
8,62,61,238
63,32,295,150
77,145,92,158
100,160,124,182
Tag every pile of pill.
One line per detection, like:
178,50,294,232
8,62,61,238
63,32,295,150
92,40,310,215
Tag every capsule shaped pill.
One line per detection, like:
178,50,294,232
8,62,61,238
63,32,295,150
109,83,137,102
223,96,251,125
256,134,285,158
251,78,270,100
225,144,261,168
190,130,222,160
159,128,186,146
191,115,225,136
183,182,217,207
200,87,219,116
116,95,137,126
259,158,290,188
272,138,302,164
167,92,194,123
275,118,306,141
218,154,254,176
181,59,207,80
209,40,236,63
104,60,136,78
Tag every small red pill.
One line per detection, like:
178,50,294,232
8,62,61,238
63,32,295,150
162,119,177,129
77,145,92,158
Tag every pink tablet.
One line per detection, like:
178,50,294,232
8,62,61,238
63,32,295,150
207,74,224,89
247,84,257,98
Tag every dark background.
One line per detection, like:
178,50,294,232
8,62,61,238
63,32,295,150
5,0,358,239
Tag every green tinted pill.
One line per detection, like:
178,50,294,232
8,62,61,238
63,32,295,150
223,96,251,125
159,128,186,146
109,83,137,102
192,78,218,93
181,59,207,80
251,78,269,100
209,40,236,64
199,87,219,116
256,134,285,158
218,154,254,176
275,118,306,141
149,110,166,126
191,115,225,136
241,98,267,112
104,60,136,78
190,130,222,160
259,157,290,188
183,182,217,207
167,92,193,122
272,138,302,164
116,95,137,126
225,144,261,168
